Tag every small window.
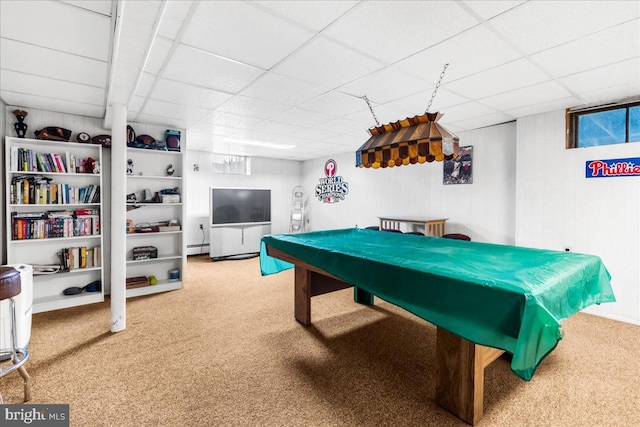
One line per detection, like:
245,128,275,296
567,101,640,148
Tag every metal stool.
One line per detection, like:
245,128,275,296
0,267,31,403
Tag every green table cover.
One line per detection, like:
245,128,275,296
260,228,615,380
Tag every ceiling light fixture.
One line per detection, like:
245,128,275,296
225,138,295,149
356,63,459,168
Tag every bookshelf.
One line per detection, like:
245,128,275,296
124,140,186,298
4,137,104,313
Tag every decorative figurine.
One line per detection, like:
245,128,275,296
166,164,175,176
77,132,91,143
127,159,134,175
93,160,101,174
13,110,28,138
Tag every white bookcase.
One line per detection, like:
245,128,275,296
4,137,104,313
124,143,186,298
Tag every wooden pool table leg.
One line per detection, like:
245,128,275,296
435,327,504,425
294,266,311,326
354,287,374,305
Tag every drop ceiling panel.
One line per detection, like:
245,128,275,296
449,111,515,130
145,37,174,76
323,133,366,148
312,118,365,135
298,91,368,117
0,70,104,106
489,1,640,54
445,59,549,100
337,66,434,104
462,0,525,21
253,121,307,136
136,113,189,129
289,127,340,141
0,1,110,61
343,104,413,127
163,44,264,93
270,107,335,127
151,79,232,110
273,37,384,89
322,1,478,63
239,73,328,106
481,81,572,112
560,58,640,96
396,25,521,83
182,1,314,70
255,1,358,32
531,20,640,79
580,82,640,105
0,39,107,87
203,112,264,130
218,96,291,120
129,96,145,114
189,122,241,138
435,102,499,123
384,88,469,117
61,0,112,16
504,96,580,119
1,91,104,118
158,1,194,40
135,73,157,98
142,99,211,123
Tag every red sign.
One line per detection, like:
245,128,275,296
325,159,337,177
586,157,640,178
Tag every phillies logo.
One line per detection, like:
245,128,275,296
316,159,349,203
586,157,640,178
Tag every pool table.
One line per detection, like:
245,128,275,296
260,228,615,425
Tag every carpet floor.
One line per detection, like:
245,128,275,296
1,255,639,426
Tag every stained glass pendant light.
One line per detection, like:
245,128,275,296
355,64,459,169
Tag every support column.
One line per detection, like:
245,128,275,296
110,103,127,332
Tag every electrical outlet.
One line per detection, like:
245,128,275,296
199,224,203,230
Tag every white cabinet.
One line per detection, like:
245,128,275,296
4,137,104,313
125,145,186,298
210,223,271,259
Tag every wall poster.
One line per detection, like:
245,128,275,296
444,145,473,185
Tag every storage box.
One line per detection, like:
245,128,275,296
132,246,158,260
162,194,180,204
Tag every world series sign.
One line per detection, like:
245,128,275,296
315,159,349,203
586,157,640,178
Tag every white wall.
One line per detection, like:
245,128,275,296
301,122,517,244
516,110,640,325
185,150,303,255
0,100,6,263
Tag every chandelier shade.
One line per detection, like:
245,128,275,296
355,112,459,168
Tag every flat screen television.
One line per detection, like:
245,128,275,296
211,188,271,225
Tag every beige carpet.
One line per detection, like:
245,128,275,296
1,255,639,426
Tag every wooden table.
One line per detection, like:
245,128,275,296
378,216,448,237
266,244,503,426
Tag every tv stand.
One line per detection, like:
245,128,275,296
209,222,271,259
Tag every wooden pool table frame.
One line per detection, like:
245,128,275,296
266,245,505,426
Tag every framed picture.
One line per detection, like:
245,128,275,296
444,145,473,185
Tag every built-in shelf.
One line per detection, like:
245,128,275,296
126,280,182,298
126,148,182,156
10,235,101,243
127,231,182,237
33,267,102,278
10,203,101,208
126,254,182,265
8,171,99,177
32,292,104,314
126,203,182,206
127,175,182,180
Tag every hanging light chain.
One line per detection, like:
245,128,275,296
426,63,449,114
362,95,380,127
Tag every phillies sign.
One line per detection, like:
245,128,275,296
586,157,640,178
315,159,349,203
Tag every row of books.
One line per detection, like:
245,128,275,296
11,210,100,240
58,246,102,270
10,147,95,174
10,176,100,205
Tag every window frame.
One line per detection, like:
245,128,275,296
566,100,640,149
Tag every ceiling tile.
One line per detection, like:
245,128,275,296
298,91,366,117
481,81,572,112
337,66,434,104
252,121,307,135
1,91,104,119
323,133,366,148
289,127,340,141
449,111,515,130
322,1,478,63
504,96,581,119
189,122,241,138
142,99,211,123
145,37,174,76
163,44,264,93
0,39,107,87
312,118,366,135
580,82,640,105
158,1,193,40
384,88,469,116
182,1,314,69
255,1,358,32
343,104,414,127
61,0,112,16
444,59,549,100
0,1,110,61
435,102,499,124
489,1,640,54
203,112,265,130
218,96,291,120
239,72,328,106
151,78,232,110
0,70,104,106
270,107,335,127
560,58,640,96
462,1,525,21
135,73,157,98
395,25,522,83
130,96,145,113
531,20,640,78
136,113,188,129
273,37,384,89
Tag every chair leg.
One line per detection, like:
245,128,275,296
18,365,31,402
